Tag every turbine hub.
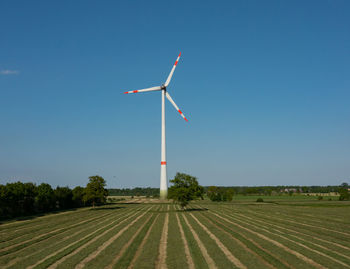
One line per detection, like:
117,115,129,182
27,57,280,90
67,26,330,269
161,85,166,90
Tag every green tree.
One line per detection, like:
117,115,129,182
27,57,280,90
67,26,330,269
207,186,222,201
35,183,55,212
340,182,349,188
339,187,349,201
22,183,37,214
72,186,85,207
83,175,108,207
0,184,7,218
4,182,26,216
224,189,234,202
54,186,73,209
168,172,204,209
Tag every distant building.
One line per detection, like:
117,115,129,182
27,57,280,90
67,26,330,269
283,188,297,193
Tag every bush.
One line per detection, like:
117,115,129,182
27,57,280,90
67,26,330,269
207,187,234,202
339,188,349,201
317,196,323,200
256,198,264,202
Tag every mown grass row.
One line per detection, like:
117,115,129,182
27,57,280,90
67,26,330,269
1,205,146,268
205,204,350,268
0,204,136,243
0,211,121,267
2,202,350,268
0,208,118,249
220,204,350,250
71,205,159,269
233,209,350,257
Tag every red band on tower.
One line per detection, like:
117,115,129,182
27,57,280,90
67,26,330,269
161,161,166,165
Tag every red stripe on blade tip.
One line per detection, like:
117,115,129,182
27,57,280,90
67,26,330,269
178,110,182,114
184,117,188,122
124,92,128,94
133,90,138,93
174,60,178,66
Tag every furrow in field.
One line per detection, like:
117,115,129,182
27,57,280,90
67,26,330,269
27,208,141,269
238,206,347,226
74,206,154,269
192,205,295,269
211,212,326,269
155,212,169,269
104,213,154,269
0,210,117,259
182,214,218,269
0,208,90,229
0,210,116,255
197,212,277,269
189,213,247,269
0,208,110,242
203,211,295,269
1,208,134,268
235,208,350,250
4,229,83,269
234,211,350,263
175,213,195,269
0,210,113,246
246,209,350,237
225,210,350,268
127,214,160,269
248,206,350,227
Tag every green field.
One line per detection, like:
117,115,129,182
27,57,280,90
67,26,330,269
1,197,350,269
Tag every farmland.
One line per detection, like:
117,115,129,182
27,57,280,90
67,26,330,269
1,197,350,268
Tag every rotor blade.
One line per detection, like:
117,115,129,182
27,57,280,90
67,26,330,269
165,92,188,122
164,52,181,87
124,86,162,94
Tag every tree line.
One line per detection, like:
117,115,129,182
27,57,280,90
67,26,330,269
0,175,107,220
108,187,159,197
107,184,349,199
204,185,346,196
205,183,349,202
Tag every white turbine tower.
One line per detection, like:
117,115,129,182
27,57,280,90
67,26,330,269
124,52,188,199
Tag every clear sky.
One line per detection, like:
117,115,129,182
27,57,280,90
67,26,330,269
0,1,349,188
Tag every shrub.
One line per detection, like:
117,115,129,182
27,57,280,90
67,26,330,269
256,198,264,202
339,188,349,201
317,196,323,200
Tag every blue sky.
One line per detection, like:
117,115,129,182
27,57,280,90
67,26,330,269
0,0,349,188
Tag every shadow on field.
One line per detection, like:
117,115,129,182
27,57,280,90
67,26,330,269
90,206,125,211
183,208,208,212
0,208,79,224
118,202,143,205
0,214,45,224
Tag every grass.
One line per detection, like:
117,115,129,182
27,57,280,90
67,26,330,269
166,209,188,269
1,196,349,268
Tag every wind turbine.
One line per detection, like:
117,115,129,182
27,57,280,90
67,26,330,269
124,52,188,199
